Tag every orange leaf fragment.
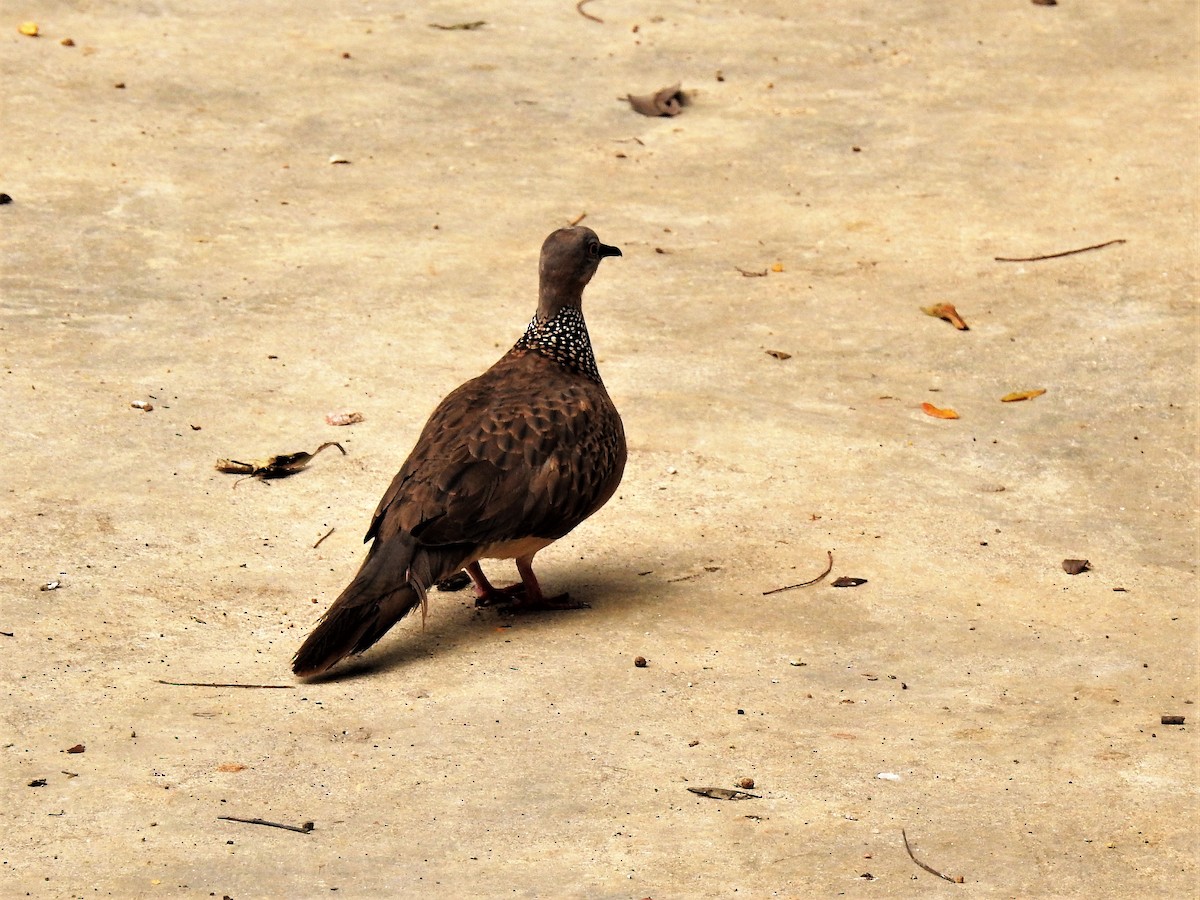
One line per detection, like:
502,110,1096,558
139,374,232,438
921,303,969,330
921,402,959,419
1000,388,1047,403
217,763,247,773
770,262,784,273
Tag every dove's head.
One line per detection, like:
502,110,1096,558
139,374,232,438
538,226,621,316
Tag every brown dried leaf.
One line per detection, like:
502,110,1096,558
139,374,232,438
765,349,792,360
217,763,247,772
687,786,760,800
216,442,345,480
325,410,364,426
624,83,685,117
921,303,970,330
1062,559,1090,575
831,577,868,588
921,402,959,419
65,744,85,754
1000,388,1047,403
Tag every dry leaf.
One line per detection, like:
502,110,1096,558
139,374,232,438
18,21,39,36
765,350,792,360
325,410,364,426
1000,388,1047,403
921,402,959,419
687,786,760,800
217,763,247,772
1062,559,1090,575
921,303,969,330
624,83,686,117
65,744,85,754
831,577,868,587
216,441,345,483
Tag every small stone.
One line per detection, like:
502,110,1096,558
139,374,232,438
737,777,755,789
634,656,648,668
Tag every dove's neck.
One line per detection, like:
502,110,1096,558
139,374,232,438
514,306,601,384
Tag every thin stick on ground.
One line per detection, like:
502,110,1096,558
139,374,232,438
763,551,834,595
994,238,1125,262
218,815,314,834
312,526,335,549
576,0,603,23
902,828,964,884
156,680,294,689
568,212,588,226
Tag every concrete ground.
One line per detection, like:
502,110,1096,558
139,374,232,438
2,1,1197,897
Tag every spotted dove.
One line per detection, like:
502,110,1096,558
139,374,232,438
292,227,625,676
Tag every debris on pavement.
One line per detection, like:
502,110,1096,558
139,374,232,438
624,83,686,117
216,441,345,484
688,786,760,800
921,303,970,330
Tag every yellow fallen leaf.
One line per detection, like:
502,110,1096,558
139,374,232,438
18,21,39,36
921,303,969,330
1000,388,1047,402
921,402,960,419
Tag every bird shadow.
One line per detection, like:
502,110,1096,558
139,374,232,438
295,564,651,683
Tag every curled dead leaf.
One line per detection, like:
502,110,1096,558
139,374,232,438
216,442,345,484
1062,559,1090,575
1000,388,1047,403
921,402,959,420
325,410,364,426
765,349,792,360
831,577,867,588
921,303,969,330
688,786,760,800
624,83,686,117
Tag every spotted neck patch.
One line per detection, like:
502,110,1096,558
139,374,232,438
513,306,602,383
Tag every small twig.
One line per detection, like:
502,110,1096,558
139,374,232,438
312,527,335,549
763,551,834,595
994,238,1125,262
568,212,588,226
576,0,604,23
735,266,768,277
0,631,13,637
902,829,964,884
156,680,294,689
219,815,314,834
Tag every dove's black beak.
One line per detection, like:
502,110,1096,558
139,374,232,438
599,243,622,259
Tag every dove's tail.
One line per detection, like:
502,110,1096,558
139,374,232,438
292,539,426,677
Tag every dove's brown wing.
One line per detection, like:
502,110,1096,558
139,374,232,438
366,350,626,551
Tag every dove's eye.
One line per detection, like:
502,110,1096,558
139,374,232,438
587,242,600,258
